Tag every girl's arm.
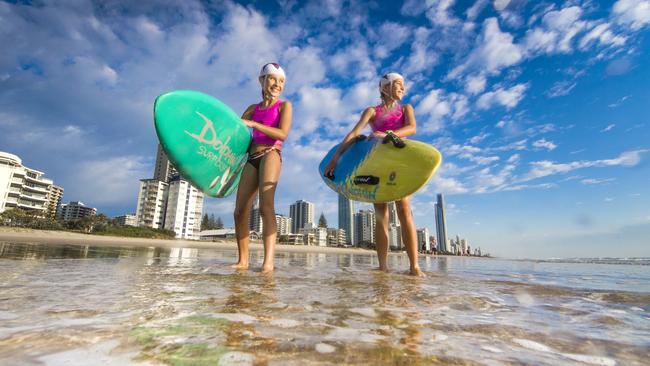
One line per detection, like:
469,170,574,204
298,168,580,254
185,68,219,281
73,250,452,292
323,107,375,175
391,104,416,138
243,101,293,141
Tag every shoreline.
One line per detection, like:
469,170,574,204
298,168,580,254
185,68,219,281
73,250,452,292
0,227,484,258
0,227,379,255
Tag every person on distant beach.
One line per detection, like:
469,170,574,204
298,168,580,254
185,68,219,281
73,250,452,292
323,72,424,277
231,63,292,273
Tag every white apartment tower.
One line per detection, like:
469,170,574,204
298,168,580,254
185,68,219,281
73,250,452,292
275,214,292,235
0,151,63,218
135,179,169,229
355,209,376,245
164,176,204,239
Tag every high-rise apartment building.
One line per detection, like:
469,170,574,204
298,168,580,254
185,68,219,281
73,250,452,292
153,144,178,183
57,201,97,221
355,209,375,245
435,193,448,253
135,178,169,228
290,199,314,234
0,151,63,217
249,200,263,233
388,224,402,250
136,146,204,238
417,228,430,252
388,201,399,226
46,184,64,219
275,214,292,235
338,194,355,245
164,176,204,239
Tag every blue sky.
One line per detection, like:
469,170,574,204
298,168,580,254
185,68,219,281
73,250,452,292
1,0,649,258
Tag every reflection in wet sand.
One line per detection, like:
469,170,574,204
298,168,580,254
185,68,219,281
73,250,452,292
0,242,648,365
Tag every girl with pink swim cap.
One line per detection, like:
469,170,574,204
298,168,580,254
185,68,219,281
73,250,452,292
231,63,293,273
324,72,425,277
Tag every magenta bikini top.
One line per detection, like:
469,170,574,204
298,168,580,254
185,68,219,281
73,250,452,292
251,99,283,147
371,103,405,133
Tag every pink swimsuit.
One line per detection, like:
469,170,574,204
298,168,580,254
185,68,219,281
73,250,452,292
371,103,405,132
251,99,283,148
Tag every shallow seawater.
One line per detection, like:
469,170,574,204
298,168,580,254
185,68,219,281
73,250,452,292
1,242,649,365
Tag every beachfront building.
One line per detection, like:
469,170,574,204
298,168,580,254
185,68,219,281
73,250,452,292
114,214,137,226
435,193,449,253
46,184,64,219
275,214,292,235
338,194,355,245
388,224,402,250
355,209,375,246
249,200,263,233
417,228,431,252
290,199,314,234
164,176,204,239
57,201,97,221
300,227,327,246
0,151,63,218
153,144,178,183
135,179,169,229
327,228,346,247
279,233,305,245
200,228,236,240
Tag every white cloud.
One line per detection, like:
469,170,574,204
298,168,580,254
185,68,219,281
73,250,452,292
448,17,523,78
519,149,648,182
465,74,487,95
546,80,577,98
425,0,461,27
613,0,650,30
403,27,438,74
416,89,469,132
469,131,490,144
477,83,528,109
75,156,150,205
601,124,616,132
578,23,627,49
330,43,376,81
374,22,411,59
581,178,616,185
283,46,327,93
495,120,507,128
532,139,557,151
466,0,489,21
524,6,588,55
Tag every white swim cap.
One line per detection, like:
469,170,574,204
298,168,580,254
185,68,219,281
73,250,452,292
379,72,404,90
259,63,286,79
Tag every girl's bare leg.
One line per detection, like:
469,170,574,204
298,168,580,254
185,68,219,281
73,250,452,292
396,197,425,277
231,163,259,269
373,203,389,271
258,151,282,273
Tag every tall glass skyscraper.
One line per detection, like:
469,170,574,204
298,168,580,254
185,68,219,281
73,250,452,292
290,199,314,234
338,194,355,245
435,193,448,253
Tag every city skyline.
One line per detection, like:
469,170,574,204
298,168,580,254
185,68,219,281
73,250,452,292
1,1,649,258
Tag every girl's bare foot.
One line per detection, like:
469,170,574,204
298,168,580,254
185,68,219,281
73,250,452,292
228,262,249,270
377,265,389,272
409,267,426,277
261,263,274,273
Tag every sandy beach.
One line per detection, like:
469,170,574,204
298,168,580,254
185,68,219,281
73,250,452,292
0,227,377,255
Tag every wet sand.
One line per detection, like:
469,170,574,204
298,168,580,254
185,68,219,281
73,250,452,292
0,227,377,255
